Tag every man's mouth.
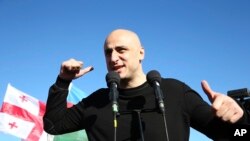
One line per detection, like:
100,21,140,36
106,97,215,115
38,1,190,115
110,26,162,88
112,65,124,72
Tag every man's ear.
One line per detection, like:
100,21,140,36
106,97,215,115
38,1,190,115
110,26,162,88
139,47,145,61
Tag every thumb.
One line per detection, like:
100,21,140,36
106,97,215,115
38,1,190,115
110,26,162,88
201,80,216,102
75,66,94,78
80,66,94,75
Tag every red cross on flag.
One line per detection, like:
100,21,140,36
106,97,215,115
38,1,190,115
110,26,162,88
0,113,35,138
0,84,48,141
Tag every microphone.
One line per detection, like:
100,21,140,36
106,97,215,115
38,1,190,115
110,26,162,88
146,70,165,113
147,70,170,141
106,71,120,113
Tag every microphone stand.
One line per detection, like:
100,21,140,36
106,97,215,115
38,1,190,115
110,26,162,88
154,82,170,141
120,109,166,141
133,110,145,141
113,111,118,141
109,83,119,141
161,109,169,141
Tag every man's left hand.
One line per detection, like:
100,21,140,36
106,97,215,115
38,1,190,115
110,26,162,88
201,80,244,123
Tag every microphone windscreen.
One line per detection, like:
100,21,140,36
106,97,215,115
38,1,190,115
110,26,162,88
106,71,120,87
146,70,161,85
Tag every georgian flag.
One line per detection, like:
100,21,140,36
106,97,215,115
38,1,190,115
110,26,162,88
0,84,47,141
0,113,34,139
0,83,89,141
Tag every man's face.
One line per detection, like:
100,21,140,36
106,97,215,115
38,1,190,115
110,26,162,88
104,31,144,80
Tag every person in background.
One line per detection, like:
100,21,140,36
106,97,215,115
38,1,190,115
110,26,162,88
43,29,249,141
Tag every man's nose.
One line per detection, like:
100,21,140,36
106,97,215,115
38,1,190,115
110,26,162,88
111,51,119,62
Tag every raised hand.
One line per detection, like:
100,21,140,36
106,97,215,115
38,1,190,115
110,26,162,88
201,80,244,123
59,58,94,81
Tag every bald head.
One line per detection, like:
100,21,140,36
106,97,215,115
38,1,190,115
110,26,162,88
103,29,146,88
104,29,142,49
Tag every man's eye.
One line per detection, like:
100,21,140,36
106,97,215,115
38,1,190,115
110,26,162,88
117,48,126,53
105,50,112,56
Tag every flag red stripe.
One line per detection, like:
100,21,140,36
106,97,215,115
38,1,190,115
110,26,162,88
1,102,45,141
39,101,46,116
1,102,44,122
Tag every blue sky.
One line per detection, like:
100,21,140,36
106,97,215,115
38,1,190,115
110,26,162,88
0,0,249,140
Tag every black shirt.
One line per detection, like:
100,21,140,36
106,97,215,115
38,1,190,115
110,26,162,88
43,77,249,141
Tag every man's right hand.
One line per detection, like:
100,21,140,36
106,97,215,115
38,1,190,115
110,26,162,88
59,58,94,81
